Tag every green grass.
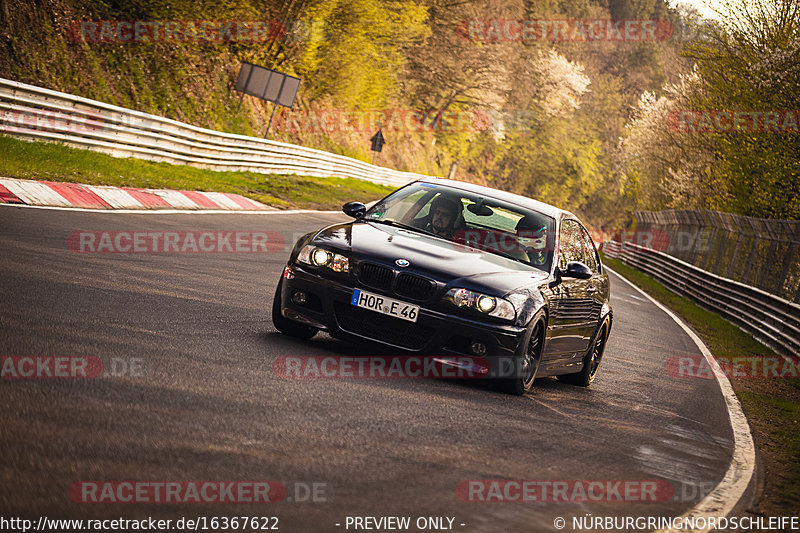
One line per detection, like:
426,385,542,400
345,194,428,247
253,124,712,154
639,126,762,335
0,135,397,210
737,390,800,508
601,252,800,515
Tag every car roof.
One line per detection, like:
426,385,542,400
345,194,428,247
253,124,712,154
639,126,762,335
416,177,577,222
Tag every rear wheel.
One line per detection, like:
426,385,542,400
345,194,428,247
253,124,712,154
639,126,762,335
558,318,609,387
272,278,318,339
500,319,545,395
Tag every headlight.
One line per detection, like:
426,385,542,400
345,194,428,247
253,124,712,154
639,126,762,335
312,248,332,266
445,288,515,321
476,295,497,313
297,245,349,273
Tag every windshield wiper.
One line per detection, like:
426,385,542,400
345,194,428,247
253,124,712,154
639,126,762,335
481,247,524,262
479,246,548,269
366,218,437,238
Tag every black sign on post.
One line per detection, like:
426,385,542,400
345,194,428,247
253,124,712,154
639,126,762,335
370,129,385,152
370,129,385,165
234,62,301,138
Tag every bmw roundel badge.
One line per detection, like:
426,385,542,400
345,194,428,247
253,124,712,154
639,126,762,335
395,259,410,267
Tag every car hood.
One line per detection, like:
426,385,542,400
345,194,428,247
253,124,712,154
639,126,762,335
311,221,550,294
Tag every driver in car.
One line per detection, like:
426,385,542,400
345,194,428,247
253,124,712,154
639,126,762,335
515,216,549,266
424,195,460,239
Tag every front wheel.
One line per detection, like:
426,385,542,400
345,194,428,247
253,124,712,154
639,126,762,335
272,278,318,339
499,319,545,395
558,317,609,387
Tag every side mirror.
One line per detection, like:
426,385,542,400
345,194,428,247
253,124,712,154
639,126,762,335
342,201,366,219
562,261,592,280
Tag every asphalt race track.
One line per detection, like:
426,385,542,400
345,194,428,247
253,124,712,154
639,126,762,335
0,205,748,532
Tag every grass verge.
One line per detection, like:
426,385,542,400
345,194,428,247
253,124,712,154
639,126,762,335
0,135,397,210
601,253,800,516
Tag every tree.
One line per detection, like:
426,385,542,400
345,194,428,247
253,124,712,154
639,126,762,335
683,0,799,218
616,74,716,211
294,0,430,109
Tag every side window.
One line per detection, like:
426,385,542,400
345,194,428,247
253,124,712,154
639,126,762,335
579,225,599,273
558,220,584,270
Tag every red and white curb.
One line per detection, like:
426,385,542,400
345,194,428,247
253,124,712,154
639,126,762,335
0,177,273,211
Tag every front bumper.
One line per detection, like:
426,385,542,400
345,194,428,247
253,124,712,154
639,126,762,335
279,265,526,362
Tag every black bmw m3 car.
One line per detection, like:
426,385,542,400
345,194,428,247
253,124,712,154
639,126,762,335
273,178,612,394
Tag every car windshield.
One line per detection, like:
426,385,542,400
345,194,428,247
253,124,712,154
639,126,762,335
364,182,555,271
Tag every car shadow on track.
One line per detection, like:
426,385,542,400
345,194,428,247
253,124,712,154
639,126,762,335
255,329,595,400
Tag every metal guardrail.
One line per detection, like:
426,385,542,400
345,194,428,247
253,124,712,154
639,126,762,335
0,78,433,187
602,240,800,359
634,209,800,304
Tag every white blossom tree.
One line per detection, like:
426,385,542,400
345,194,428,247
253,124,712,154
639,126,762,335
617,71,716,210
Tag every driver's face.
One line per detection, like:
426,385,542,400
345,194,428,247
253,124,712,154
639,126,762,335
517,229,547,251
431,207,455,233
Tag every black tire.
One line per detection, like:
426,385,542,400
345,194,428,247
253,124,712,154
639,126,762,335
272,278,318,339
499,318,545,395
558,317,609,387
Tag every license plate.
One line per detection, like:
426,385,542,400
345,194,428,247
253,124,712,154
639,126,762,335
351,289,419,323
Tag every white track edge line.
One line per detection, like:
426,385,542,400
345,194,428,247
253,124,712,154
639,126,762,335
606,265,756,533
